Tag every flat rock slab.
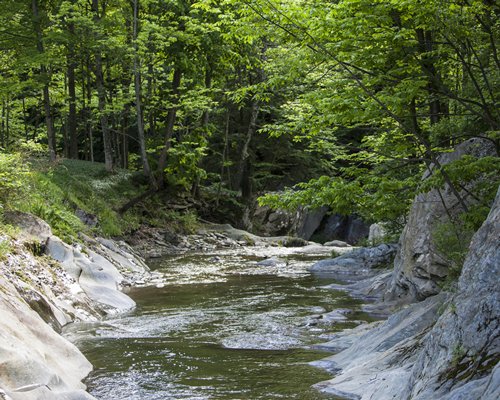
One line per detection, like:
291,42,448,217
312,294,446,400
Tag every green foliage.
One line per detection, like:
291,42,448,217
0,237,12,261
0,221,18,261
145,208,199,234
0,152,30,209
165,138,208,190
433,220,475,282
12,159,144,240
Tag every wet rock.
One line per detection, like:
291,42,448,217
310,244,397,281
312,294,446,399
323,271,393,303
323,240,351,247
256,257,287,267
321,309,351,322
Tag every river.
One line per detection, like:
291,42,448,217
64,246,373,399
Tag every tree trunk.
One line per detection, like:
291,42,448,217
133,0,155,187
1,100,5,148
191,65,212,198
215,109,230,207
416,29,444,125
238,100,259,201
157,67,182,188
32,0,56,161
22,97,29,140
67,11,78,159
92,0,113,171
5,98,10,150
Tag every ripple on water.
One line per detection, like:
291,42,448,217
70,247,366,400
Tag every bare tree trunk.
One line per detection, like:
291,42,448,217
5,98,10,150
133,0,155,187
1,100,5,148
22,97,29,140
67,7,78,159
416,29,444,125
191,65,212,198
238,100,259,201
92,0,113,171
84,57,95,162
33,0,56,161
215,109,230,207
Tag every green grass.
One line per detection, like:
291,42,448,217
8,158,200,242
13,159,145,241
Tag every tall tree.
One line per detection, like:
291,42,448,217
32,0,56,161
92,0,113,172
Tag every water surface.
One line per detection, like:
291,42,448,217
66,247,368,399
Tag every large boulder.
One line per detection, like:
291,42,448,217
310,244,397,282
0,275,95,400
3,211,52,243
46,237,136,314
386,138,497,303
312,186,500,400
402,186,500,399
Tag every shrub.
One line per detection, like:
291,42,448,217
0,152,29,209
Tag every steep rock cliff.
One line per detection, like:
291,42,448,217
386,138,497,303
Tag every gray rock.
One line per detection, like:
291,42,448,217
344,215,370,244
46,237,80,280
75,209,98,228
296,207,329,240
323,240,351,247
0,275,95,400
386,138,497,303
312,186,500,399
46,237,136,313
310,244,397,281
255,257,286,267
368,223,387,244
4,211,52,243
312,294,446,399
323,271,394,305
403,186,500,400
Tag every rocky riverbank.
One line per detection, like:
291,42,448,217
0,211,355,400
306,141,499,399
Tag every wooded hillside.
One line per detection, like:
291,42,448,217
0,0,498,234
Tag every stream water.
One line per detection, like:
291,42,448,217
65,247,371,400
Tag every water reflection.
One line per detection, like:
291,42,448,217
66,248,367,399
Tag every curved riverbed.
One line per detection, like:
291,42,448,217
65,247,372,399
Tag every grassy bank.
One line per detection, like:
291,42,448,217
0,155,198,242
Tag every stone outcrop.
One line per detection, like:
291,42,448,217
0,212,151,399
312,186,500,399
309,244,397,282
402,186,500,399
313,294,446,399
251,204,370,244
386,138,497,303
0,274,95,400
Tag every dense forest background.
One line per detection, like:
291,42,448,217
0,0,498,239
